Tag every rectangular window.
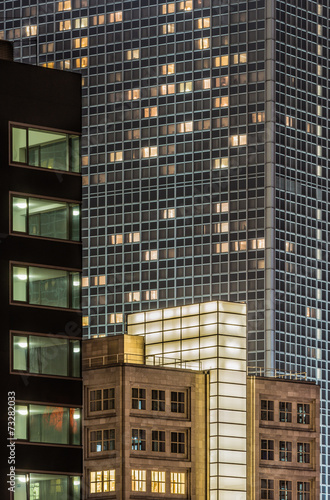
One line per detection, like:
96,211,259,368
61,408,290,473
171,432,185,454
152,430,165,452
90,470,115,493
261,400,274,421
132,388,146,410
260,479,274,499
170,472,185,494
58,0,72,11
132,429,146,451
297,403,310,424
12,334,80,377
171,392,185,413
279,441,292,462
11,125,80,172
279,480,292,500
12,264,80,309
90,389,115,412
126,49,140,60
279,402,292,422
15,405,81,445
151,390,165,411
15,474,80,499
11,195,80,241
59,20,72,30
297,482,310,500
151,471,166,493
131,470,146,492
260,440,274,460
90,429,115,453
297,443,310,463
109,11,123,22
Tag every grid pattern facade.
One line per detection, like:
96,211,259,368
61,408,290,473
2,0,330,496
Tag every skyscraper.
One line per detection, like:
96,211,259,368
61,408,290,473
1,0,329,496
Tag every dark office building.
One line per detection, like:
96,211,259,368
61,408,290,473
1,1,330,496
0,41,82,499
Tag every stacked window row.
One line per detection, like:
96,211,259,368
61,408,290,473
261,440,311,464
261,400,311,424
261,479,312,500
88,387,186,414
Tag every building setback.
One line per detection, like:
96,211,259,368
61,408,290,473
1,0,330,495
0,41,82,500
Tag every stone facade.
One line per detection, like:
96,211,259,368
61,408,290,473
83,336,208,499
247,376,320,500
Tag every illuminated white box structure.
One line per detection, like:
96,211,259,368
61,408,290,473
127,301,247,500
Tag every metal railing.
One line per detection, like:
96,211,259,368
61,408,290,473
247,367,307,380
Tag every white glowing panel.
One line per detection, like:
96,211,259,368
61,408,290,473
127,300,247,500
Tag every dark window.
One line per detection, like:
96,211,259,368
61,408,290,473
151,390,165,411
131,429,146,451
279,441,292,461
297,443,310,463
90,429,115,452
132,388,146,410
279,401,292,422
261,439,274,460
260,479,274,499
90,388,115,412
297,481,310,500
171,432,185,453
171,391,185,413
260,400,274,421
297,403,310,425
279,480,292,500
152,430,165,452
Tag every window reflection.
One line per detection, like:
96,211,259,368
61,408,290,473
12,196,80,241
12,265,81,309
11,125,80,173
13,334,81,377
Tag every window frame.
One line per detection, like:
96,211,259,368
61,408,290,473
10,191,81,243
171,391,185,413
15,402,81,445
131,428,146,451
10,261,81,311
297,403,310,425
171,431,186,454
132,388,146,410
90,470,115,494
260,399,274,421
10,121,81,174
89,388,115,413
260,439,274,460
152,430,166,452
279,401,292,422
10,330,81,379
151,389,165,411
89,428,115,453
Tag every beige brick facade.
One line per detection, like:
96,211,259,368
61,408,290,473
83,336,208,500
247,376,320,500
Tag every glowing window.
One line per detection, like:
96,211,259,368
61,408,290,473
252,112,265,123
25,25,37,36
151,471,166,493
161,63,175,75
131,470,146,492
214,55,229,67
141,147,158,158
109,151,123,162
230,134,247,147
161,3,175,13
126,49,140,60
144,106,158,117
109,313,123,324
178,81,193,93
196,37,210,49
74,17,88,28
170,473,186,494
162,23,175,33
109,11,123,22
196,17,210,28
90,470,115,493
58,0,71,10
162,209,175,219
59,20,71,31
126,292,141,303
213,158,229,169
75,57,88,68
178,0,192,11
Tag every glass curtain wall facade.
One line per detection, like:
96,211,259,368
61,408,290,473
2,0,330,496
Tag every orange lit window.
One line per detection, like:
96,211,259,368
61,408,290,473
59,20,71,31
144,107,158,117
